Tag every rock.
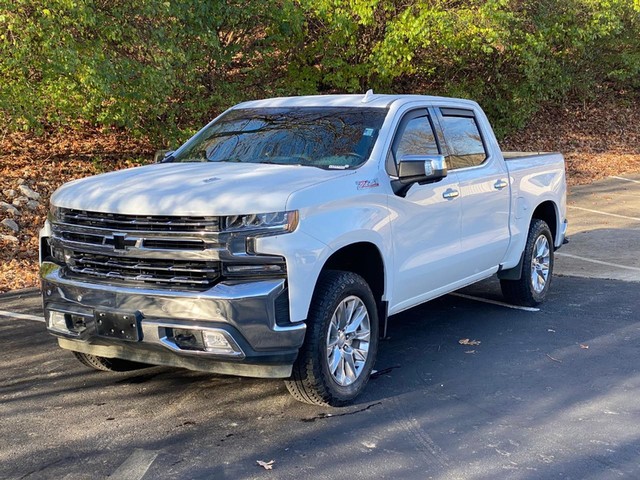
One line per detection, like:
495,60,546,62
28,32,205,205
26,200,40,210
17,178,25,185
0,201,20,216
1,218,20,233
18,184,41,201
3,189,17,200
12,196,29,208
0,234,19,243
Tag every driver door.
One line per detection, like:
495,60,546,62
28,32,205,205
387,108,463,314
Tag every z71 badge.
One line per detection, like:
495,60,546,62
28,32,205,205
356,179,380,190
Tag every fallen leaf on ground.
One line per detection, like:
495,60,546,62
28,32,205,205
580,344,589,349
546,354,562,363
459,338,481,346
257,460,275,470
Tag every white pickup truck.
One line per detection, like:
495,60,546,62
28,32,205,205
40,93,567,406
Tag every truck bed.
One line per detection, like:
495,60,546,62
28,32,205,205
502,151,559,160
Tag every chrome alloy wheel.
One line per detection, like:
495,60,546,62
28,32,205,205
326,295,371,386
531,234,551,293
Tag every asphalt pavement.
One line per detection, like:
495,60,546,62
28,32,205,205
1,175,639,480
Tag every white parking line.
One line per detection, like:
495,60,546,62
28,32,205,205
556,252,640,272
110,449,159,480
449,292,540,312
567,205,640,222
611,176,640,184
0,309,45,322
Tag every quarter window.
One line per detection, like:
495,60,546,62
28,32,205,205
439,113,487,170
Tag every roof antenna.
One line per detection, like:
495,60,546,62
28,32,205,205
362,89,375,103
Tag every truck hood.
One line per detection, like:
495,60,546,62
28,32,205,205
51,162,353,216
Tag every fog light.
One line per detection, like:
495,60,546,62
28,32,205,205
48,311,71,334
202,330,236,354
172,328,205,351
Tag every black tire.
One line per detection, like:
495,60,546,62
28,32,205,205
73,352,150,372
285,270,379,406
501,219,554,307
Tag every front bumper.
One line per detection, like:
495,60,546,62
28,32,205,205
40,262,306,378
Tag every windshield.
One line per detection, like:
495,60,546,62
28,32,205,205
171,107,388,169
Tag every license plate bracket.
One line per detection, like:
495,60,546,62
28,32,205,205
94,310,142,342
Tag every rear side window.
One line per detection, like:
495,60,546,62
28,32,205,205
439,111,487,170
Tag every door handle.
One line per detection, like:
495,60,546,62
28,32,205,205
442,188,460,200
494,179,508,190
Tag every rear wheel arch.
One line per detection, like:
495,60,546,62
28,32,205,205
532,201,558,245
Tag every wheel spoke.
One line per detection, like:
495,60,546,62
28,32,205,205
337,354,346,384
353,344,369,362
329,346,342,375
344,305,366,334
334,302,346,329
343,350,357,384
345,299,357,325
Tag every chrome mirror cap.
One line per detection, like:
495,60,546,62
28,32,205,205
397,155,448,184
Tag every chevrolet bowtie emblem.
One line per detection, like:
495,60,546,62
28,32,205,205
104,234,137,250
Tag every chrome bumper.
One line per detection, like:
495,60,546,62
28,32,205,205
40,262,306,378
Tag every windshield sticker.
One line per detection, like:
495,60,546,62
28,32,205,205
363,128,375,137
356,179,380,190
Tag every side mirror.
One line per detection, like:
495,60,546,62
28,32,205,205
398,155,447,185
154,149,175,163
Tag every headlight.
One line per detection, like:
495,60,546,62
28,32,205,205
48,205,63,222
223,211,299,233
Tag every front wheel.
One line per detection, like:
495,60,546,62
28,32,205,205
285,270,379,406
73,352,150,372
501,219,554,307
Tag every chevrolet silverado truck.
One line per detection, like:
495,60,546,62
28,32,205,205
40,92,567,406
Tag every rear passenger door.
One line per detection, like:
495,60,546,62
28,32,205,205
433,107,510,275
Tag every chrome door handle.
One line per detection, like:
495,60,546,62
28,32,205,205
494,179,508,190
442,188,460,200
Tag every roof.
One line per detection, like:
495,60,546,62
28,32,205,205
232,92,480,110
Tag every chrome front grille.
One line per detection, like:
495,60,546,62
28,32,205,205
51,209,222,290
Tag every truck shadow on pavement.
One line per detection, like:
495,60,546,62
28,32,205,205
2,276,640,479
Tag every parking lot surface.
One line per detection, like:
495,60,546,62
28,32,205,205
1,175,639,479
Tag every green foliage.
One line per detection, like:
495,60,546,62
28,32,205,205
0,0,638,142
294,0,640,136
0,0,303,143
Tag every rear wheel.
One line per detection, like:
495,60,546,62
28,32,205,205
73,352,150,372
285,270,379,406
501,219,554,307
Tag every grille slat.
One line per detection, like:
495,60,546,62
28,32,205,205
68,267,214,286
73,254,219,275
60,209,220,233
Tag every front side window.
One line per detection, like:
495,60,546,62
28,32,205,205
439,112,487,170
395,116,440,158
171,107,388,170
